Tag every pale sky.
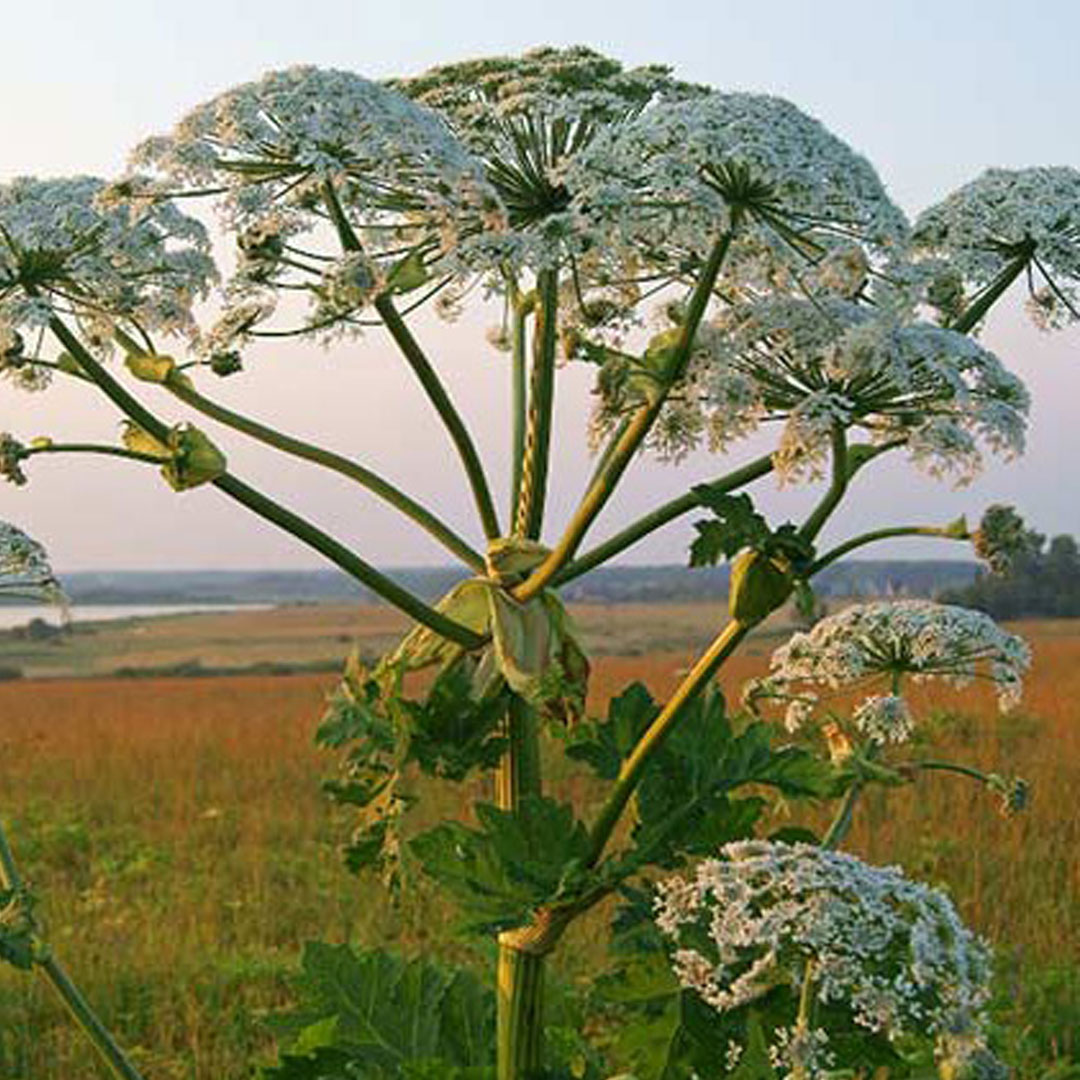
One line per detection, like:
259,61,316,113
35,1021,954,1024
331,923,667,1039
1,0,1078,571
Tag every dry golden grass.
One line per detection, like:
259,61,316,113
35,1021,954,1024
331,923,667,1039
0,612,1076,1076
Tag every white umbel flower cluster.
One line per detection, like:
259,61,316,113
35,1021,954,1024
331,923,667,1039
0,176,214,358
915,167,1080,328
655,841,994,1074
128,67,499,341
746,600,1031,739
394,46,701,280
0,520,59,598
695,296,1029,483
573,91,909,268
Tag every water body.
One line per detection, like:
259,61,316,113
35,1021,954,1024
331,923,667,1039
0,604,270,632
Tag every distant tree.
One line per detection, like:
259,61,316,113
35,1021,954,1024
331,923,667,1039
944,507,1080,618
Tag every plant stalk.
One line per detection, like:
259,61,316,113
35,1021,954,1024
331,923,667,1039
552,454,775,587
161,372,484,572
585,618,751,867
515,270,559,539
516,230,736,601
47,316,482,647
493,692,546,1080
319,179,500,540
949,249,1032,335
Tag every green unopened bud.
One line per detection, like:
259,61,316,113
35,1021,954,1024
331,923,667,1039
728,549,794,623
162,424,227,491
125,352,177,384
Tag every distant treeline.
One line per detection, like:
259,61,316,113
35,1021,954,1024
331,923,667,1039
0,560,980,609
943,532,1080,619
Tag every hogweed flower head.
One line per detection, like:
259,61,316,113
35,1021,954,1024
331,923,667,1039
572,90,909,278
915,166,1080,328
393,46,701,280
129,67,499,340
0,176,214,356
746,600,1030,740
655,840,994,1073
0,520,61,602
700,296,1027,483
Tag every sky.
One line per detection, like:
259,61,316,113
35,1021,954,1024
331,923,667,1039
1,0,1078,572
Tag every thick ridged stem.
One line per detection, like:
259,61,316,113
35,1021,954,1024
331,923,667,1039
493,693,545,1080
162,375,483,572
0,822,146,1080
515,271,559,539
585,619,751,868
319,179,500,541
516,231,736,602
46,317,482,648
551,454,775,587
496,947,545,1080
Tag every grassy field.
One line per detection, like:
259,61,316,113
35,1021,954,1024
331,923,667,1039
0,606,1076,1078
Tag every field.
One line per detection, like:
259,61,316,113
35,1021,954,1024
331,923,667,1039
0,605,1077,1078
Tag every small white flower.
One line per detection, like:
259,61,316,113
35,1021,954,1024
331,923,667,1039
655,841,994,1054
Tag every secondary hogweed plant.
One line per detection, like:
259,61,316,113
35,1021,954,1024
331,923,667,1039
1,45,1074,1079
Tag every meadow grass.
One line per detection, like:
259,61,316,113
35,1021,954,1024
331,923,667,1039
0,612,1076,1077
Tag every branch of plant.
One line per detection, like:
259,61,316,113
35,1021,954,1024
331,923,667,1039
45,316,484,648
949,247,1034,335
515,228,738,602
551,453,775,587
798,424,849,543
583,618,752,869
808,521,970,576
319,179,501,541
153,362,485,572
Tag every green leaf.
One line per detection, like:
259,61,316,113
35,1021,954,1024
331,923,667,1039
614,691,836,874
688,492,770,568
264,943,495,1079
410,796,591,933
564,683,658,780
403,661,508,781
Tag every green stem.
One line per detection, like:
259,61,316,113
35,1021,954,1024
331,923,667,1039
319,179,500,541
911,760,994,784
808,524,970,576
585,618,751,867
516,230,736,601
821,777,864,850
493,694,545,1080
799,425,848,543
24,443,166,466
0,822,146,1080
375,293,501,541
496,946,544,1080
212,473,484,648
47,317,483,648
515,270,559,540
949,249,1033,335
162,374,484,572
551,454,775,587
37,956,147,1080
510,295,528,524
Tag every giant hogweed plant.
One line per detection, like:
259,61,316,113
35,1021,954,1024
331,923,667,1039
0,46,1074,1079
